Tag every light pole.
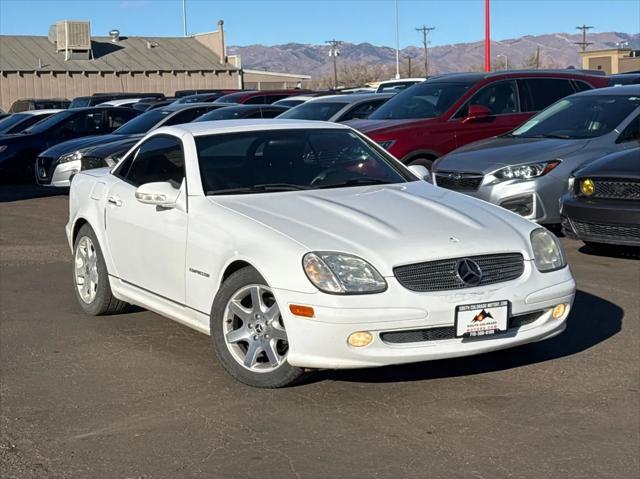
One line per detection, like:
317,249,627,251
182,0,187,37
497,53,508,70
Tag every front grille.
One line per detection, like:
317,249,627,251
569,219,640,245
81,156,107,171
589,178,640,200
380,310,545,344
435,171,484,191
394,253,525,292
36,156,55,184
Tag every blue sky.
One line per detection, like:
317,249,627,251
0,0,637,47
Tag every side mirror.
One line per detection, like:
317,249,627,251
408,164,432,182
135,181,180,208
463,104,492,123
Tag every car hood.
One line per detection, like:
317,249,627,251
435,136,590,174
574,146,640,179
346,118,436,135
39,134,127,159
211,181,537,276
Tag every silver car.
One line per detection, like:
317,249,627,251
277,93,394,123
433,85,640,224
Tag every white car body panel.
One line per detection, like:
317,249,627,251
67,120,575,370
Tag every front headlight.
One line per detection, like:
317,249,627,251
376,140,396,150
567,175,575,195
530,228,566,272
303,252,387,294
493,160,561,182
59,149,85,164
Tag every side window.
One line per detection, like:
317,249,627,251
339,100,385,121
119,136,185,187
105,110,136,131
454,80,518,118
617,114,640,143
246,110,265,119
260,108,286,119
572,80,593,93
519,79,576,112
54,111,104,137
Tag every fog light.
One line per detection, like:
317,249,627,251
289,304,315,318
347,331,373,347
580,179,595,196
552,303,566,320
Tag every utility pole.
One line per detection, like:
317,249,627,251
415,25,435,77
484,0,491,72
404,54,415,77
325,39,342,89
575,24,594,51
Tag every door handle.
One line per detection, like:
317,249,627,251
107,196,122,207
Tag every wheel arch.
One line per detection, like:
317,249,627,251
72,217,90,243
400,149,442,164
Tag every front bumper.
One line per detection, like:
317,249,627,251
36,158,80,187
435,174,565,224
276,264,575,369
561,194,640,246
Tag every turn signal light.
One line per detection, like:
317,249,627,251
347,331,373,347
289,304,315,318
552,303,567,320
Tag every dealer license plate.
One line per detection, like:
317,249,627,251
455,300,509,338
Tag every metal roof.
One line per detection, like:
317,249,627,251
0,35,237,73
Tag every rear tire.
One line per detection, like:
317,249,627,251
210,267,306,388
72,224,128,315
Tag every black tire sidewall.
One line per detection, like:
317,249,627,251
407,157,435,170
210,267,305,388
72,224,115,315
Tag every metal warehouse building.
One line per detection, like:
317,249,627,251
0,20,241,111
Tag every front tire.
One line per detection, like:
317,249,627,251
210,267,306,388
72,224,128,315
407,157,435,170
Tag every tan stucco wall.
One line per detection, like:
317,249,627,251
0,70,240,111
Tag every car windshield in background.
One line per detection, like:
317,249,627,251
113,109,171,134
22,110,72,134
369,82,473,120
69,98,91,108
277,102,348,121
511,95,640,139
195,129,413,195
195,108,253,121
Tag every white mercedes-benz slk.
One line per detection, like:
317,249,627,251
66,119,575,388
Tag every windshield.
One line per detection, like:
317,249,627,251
277,102,348,121
69,97,91,108
113,109,171,134
511,95,640,139
196,108,252,121
22,110,73,134
0,114,29,133
195,129,414,195
369,82,473,120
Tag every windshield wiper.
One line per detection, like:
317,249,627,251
539,133,573,139
207,183,310,195
316,178,394,189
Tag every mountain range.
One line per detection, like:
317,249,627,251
229,32,639,85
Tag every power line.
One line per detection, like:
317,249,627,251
415,25,435,76
575,24,594,52
325,39,342,89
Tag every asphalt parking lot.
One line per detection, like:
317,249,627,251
1,185,638,479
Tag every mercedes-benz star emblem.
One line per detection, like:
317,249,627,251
456,258,483,286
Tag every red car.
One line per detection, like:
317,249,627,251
214,89,312,105
348,71,610,168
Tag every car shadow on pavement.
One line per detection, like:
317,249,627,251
0,184,69,202
577,244,640,260
318,289,623,385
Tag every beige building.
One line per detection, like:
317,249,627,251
580,48,640,74
242,69,311,90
